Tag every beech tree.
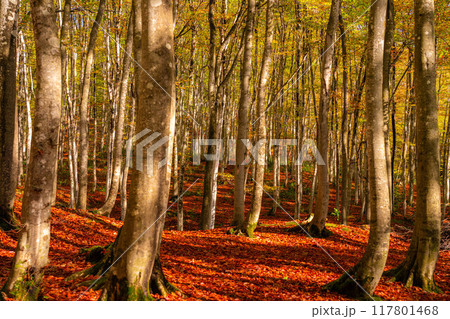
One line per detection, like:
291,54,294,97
200,0,244,230
232,0,255,229
385,0,442,292
242,0,274,237
101,0,176,300
77,0,107,210
325,0,391,298
2,0,61,300
0,0,448,303
309,0,340,237
98,14,134,216
0,0,19,230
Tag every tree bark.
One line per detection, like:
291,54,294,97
77,0,107,210
242,0,274,237
310,0,340,237
232,0,255,229
98,14,134,216
385,0,441,293
339,13,349,225
325,0,391,298
200,0,219,230
0,0,19,230
2,0,61,300
101,0,176,300
382,0,395,213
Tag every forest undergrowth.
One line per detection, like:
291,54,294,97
1,167,449,301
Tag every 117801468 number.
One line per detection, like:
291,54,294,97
372,305,439,316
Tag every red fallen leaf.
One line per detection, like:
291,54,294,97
1,172,449,301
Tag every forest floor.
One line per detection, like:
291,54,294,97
0,166,449,301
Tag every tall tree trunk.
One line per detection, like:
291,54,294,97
2,0,61,300
295,12,307,220
339,13,349,225
77,0,107,210
242,0,274,237
101,0,176,300
232,0,255,228
325,0,391,298
0,0,19,230
385,0,441,293
200,0,219,230
98,15,134,216
382,0,395,213
310,0,340,237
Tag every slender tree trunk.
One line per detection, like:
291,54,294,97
200,0,219,230
121,87,136,221
310,0,340,237
307,163,318,216
242,0,274,237
0,0,19,230
77,0,107,210
2,0,61,300
232,0,255,228
101,0,176,300
382,0,395,212
98,15,133,216
385,0,441,293
270,143,280,216
325,0,391,298
339,14,349,225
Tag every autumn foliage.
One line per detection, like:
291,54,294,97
1,170,448,301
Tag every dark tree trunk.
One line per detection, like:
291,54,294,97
0,0,19,230
232,0,255,229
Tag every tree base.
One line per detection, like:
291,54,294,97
68,244,180,300
288,223,332,238
384,263,442,294
286,215,333,238
227,225,259,238
1,270,44,301
323,269,379,300
227,227,245,236
308,224,333,238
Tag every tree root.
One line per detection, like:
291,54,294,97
150,255,180,297
67,244,182,299
384,262,442,293
227,227,245,236
79,244,111,263
323,268,380,300
286,217,333,238
1,269,44,301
